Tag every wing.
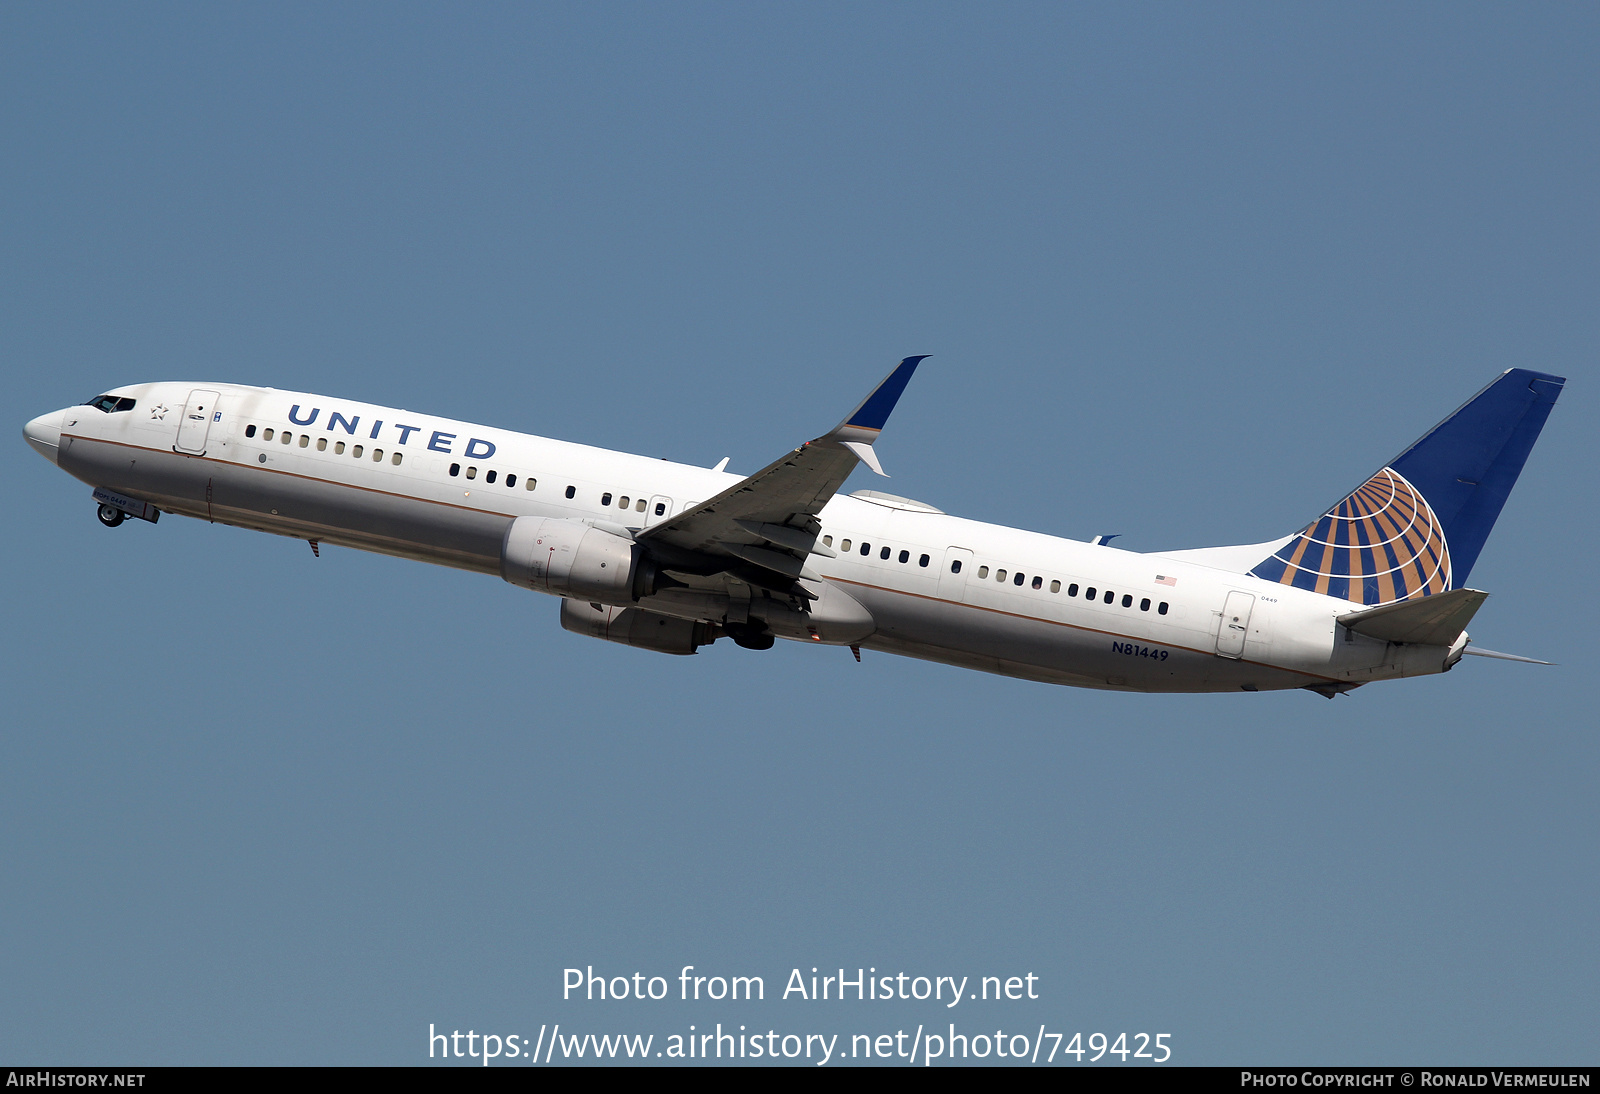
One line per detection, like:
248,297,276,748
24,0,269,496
638,355,926,594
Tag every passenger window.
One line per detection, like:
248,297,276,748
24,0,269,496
353,444,363,458
977,566,988,579
1065,583,1076,596
486,470,497,484
335,441,346,455
392,452,403,466
636,498,646,512
1140,598,1151,611
526,478,537,491
317,437,327,451
841,539,852,552
1121,594,1132,607
601,492,612,506
951,560,962,573
860,542,871,556
919,554,929,567
565,486,576,499
373,449,383,462
898,550,909,563
1014,572,1025,586
1032,576,1043,590
1085,587,1096,599
1158,602,1169,615
654,501,666,516
1103,590,1114,604
281,432,292,445
298,435,309,448
996,569,1007,582
263,427,274,441
880,546,891,560
505,473,516,487
245,424,257,438
823,535,833,547
449,463,460,477
619,496,629,508
1050,580,1060,593
465,466,476,479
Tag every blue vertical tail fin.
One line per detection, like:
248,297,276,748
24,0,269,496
1249,369,1565,604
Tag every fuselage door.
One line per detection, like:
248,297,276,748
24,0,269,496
175,389,221,455
647,495,673,526
938,547,973,601
1216,590,1256,659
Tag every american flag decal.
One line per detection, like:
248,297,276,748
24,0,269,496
1155,575,1177,586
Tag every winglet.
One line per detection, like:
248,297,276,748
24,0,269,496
836,356,927,435
826,356,927,477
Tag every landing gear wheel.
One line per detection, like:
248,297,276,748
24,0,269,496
97,503,126,527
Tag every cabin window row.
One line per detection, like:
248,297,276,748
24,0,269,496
947,558,1169,614
820,536,930,568
599,492,665,516
247,425,402,466
448,463,536,491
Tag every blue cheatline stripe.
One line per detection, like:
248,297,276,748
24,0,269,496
844,356,928,432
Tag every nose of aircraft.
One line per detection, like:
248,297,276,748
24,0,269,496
23,409,63,464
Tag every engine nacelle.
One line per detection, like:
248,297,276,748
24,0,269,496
560,599,717,655
501,516,657,605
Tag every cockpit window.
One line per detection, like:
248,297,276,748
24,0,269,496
83,395,136,413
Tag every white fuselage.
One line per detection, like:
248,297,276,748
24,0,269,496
28,382,1463,694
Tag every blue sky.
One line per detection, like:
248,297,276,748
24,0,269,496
3,2,1595,1065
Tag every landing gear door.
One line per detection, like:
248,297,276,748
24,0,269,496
1215,590,1256,659
938,547,973,601
175,389,221,455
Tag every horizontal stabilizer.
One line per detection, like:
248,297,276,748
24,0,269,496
1337,587,1488,646
1460,644,1553,665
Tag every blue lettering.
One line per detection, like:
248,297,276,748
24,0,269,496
369,419,383,440
464,438,496,460
428,431,456,453
395,424,422,445
289,405,319,426
329,412,360,435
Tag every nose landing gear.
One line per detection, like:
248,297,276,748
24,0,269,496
97,503,126,527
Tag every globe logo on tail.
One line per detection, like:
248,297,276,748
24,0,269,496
1250,468,1451,605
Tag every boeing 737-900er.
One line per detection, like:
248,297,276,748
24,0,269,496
23,359,1564,696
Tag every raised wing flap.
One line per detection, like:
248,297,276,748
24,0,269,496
723,542,823,582
736,519,837,557
1338,587,1489,646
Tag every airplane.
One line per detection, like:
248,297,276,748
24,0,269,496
22,359,1563,696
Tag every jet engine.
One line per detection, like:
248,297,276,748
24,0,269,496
560,599,718,655
501,516,659,605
